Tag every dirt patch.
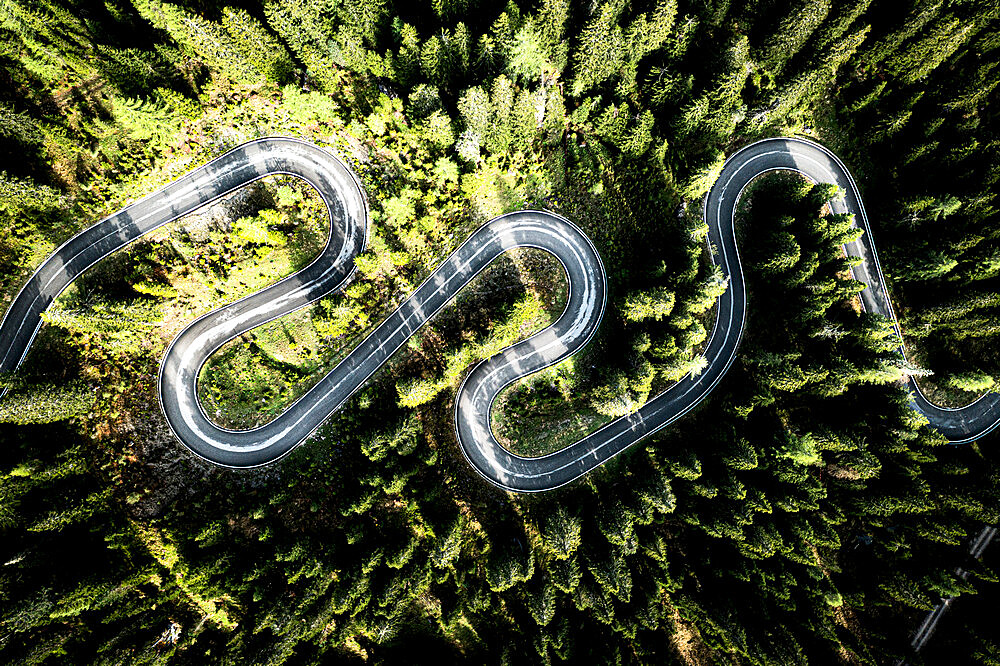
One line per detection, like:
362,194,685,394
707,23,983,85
668,605,716,666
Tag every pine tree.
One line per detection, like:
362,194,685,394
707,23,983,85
570,1,627,96
755,0,834,76
622,286,675,322
265,0,344,90
885,13,983,84
541,506,583,560
222,7,295,84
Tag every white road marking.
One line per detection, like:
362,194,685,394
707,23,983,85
1,137,997,492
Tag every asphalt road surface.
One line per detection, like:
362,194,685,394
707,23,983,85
1,136,997,492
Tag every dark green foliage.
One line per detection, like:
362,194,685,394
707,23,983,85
2,0,1000,664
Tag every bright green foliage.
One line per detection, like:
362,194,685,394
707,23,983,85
42,298,163,356
1,0,1000,664
571,1,627,96
623,286,675,322
234,210,288,247
508,24,548,83
756,0,833,76
680,150,726,198
570,0,677,96
541,506,583,560
221,7,294,83
133,0,265,85
594,103,656,156
0,174,65,288
0,0,94,85
0,379,92,424
947,372,996,393
111,94,184,148
265,0,344,89
424,109,455,149
397,294,546,407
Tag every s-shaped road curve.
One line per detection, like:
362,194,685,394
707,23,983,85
1,136,997,492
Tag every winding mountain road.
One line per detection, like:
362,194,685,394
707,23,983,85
1,136,997,492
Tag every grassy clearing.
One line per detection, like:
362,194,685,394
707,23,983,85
198,244,569,430
148,175,332,429
904,342,987,408
491,364,608,458
198,309,326,429
492,202,720,459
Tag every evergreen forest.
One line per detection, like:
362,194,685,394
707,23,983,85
1,0,999,663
